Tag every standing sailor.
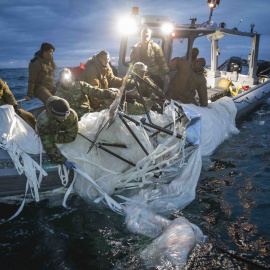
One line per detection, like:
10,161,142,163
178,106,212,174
55,68,118,118
25,43,57,104
167,57,208,107
79,50,122,111
0,78,36,129
37,97,78,170
130,28,170,90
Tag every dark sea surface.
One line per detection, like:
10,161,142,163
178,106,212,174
0,68,270,269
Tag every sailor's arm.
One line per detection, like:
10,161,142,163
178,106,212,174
154,44,170,74
1,79,18,106
154,44,170,83
130,47,139,64
79,81,116,100
107,68,122,88
39,133,67,164
197,77,208,107
83,66,101,88
141,77,159,98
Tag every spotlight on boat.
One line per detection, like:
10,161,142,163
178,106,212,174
207,0,220,9
161,23,174,34
118,17,137,35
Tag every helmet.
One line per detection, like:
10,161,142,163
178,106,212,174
133,62,147,72
141,27,152,37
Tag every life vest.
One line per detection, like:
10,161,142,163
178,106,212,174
70,63,85,81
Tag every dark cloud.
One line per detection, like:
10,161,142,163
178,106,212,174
0,0,269,68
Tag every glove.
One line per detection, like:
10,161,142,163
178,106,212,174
13,105,21,115
64,160,76,170
109,88,119,93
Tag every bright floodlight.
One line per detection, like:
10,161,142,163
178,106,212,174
118,17,137,35
161,23,173,34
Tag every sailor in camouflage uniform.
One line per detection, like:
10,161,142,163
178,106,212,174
122,62,160,115
37,96,78,169
25,43,57,104
0,78,36,129
79,50,122,111
55,68,118,118
130,28,170,90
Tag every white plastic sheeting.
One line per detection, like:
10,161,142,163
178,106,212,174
0,105,47,220
182,96,239,156
140,217,205,268
1,96,239,267
58,97,238,268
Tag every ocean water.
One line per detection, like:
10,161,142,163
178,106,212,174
0,68,270,269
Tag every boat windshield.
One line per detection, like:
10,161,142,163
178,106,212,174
171,38,188,59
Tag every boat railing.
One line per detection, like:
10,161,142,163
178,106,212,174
17,98,26,108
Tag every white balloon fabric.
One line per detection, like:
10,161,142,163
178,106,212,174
1,96,239,267
0,105,47,220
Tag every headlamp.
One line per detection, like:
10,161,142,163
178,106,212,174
63,73,71,80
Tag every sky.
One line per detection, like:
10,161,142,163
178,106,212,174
0,0,269,69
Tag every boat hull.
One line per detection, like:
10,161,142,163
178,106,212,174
0,149,62,197
233,80,270,120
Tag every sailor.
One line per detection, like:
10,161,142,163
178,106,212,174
55,68,118,118
167,57,208,107
183,47,200,61
127,62,159,99
0,78,36,129
121,62,155,115
79,50,122,111
25,43,57,104
130,27,170,90
37,97,78,170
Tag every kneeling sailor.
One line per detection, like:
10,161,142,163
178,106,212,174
55,68,118,119
37,97,78,170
